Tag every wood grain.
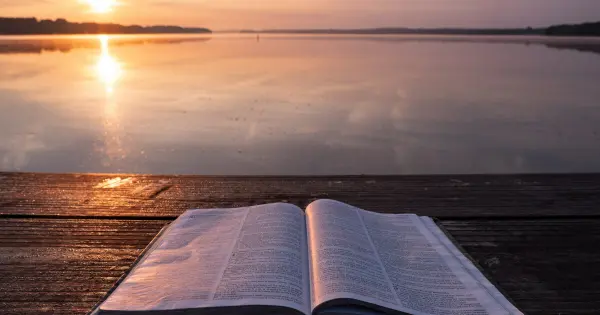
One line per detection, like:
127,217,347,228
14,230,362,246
443,219,600,315
2,172,600,218
0,218,168,315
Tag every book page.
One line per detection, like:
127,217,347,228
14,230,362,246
100,203,310,315
307,200,516,315
306,200,404,312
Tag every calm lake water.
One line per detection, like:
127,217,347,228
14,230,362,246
1,34,600,175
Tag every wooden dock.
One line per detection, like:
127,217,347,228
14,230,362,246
1,172,599,314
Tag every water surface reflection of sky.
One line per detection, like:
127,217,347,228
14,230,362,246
1,35,600,175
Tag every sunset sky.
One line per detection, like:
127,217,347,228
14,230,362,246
1,0,600,30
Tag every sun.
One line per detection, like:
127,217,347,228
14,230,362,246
84,0,118,13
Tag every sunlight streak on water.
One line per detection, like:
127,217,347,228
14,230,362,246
96,35,122,95
95,35,126,168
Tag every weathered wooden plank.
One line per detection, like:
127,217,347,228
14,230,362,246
440,218,600,315
0,219,168,315
0,302,94,315
1,172,600,217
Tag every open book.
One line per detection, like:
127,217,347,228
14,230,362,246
93,200,522,315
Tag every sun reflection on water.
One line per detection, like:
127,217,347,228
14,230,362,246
96,35,122,94
94,35,126,168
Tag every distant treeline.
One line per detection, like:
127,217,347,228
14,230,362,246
241,27,545,35
546,22,600,36
241,21,600,37
2,17,599,36
0,17,211,35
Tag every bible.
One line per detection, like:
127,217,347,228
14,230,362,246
92,199,523,315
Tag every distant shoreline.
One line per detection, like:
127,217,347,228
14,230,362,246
1,17,598,37
0,17,211,35
238,28,545,36
238,21,600,37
